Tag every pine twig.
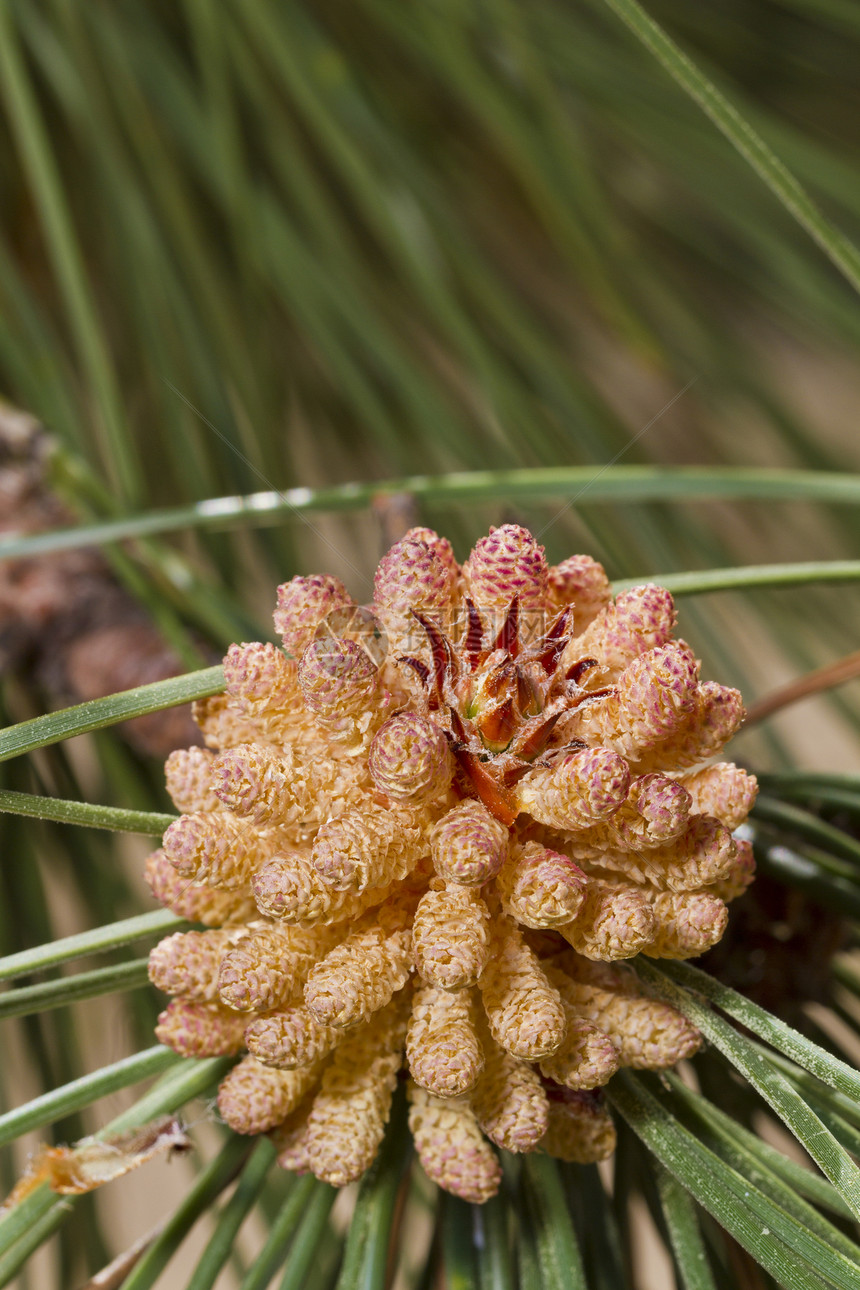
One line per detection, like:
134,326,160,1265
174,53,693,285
745,651,860,726
76,1222,166,1290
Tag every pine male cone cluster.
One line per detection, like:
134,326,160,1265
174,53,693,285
146,524,756,1202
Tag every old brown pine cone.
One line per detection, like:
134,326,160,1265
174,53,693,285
147,524,756,1201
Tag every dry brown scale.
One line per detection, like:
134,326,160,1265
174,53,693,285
0,406,201,756
146,524,757,1201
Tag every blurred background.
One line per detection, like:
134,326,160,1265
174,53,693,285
0,1,859,1285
